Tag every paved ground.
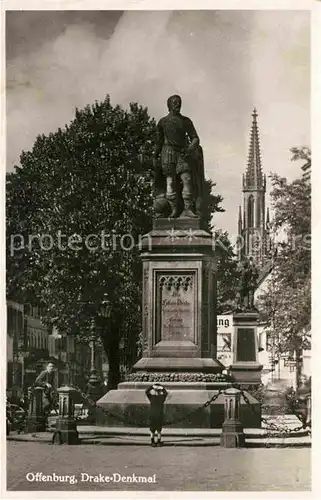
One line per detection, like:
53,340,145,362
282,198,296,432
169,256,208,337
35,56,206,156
6,441,311,491
7,429,311,447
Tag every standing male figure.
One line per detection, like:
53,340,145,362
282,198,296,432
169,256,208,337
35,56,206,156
145,383,168,447
237,257,259,310
34,362,56,418
247,257,259,308
154,94,202,218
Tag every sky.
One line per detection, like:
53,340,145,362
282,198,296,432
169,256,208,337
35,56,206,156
6,10,310,236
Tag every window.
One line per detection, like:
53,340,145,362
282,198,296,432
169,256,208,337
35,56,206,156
266,333,271,351
248,196,254,228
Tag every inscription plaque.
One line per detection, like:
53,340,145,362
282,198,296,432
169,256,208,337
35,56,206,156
236,327,256,362
158,274,195,342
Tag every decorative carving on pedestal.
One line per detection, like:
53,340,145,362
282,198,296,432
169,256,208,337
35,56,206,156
159,275,193,292
127,371,233,383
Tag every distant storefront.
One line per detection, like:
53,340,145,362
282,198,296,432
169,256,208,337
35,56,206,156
216,315,233,368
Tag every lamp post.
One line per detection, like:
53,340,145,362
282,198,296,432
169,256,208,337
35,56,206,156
86,300,111,400
87,318,100,388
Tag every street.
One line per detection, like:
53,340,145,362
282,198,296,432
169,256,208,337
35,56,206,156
7,441,310,491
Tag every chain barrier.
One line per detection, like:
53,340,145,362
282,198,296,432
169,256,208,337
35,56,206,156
163,389,224,426
69,384,224,428
70,385,127,424
21,382,311,438
239,388,310,436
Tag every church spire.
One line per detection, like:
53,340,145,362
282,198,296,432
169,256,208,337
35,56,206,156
238,108,268,266
244,107,264,190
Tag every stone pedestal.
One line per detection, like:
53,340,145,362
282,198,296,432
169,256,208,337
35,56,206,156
220,388,245,448
137,218,220,368
53,386,79,445
26,386,46,433
229,311,263,386
98,219,260,428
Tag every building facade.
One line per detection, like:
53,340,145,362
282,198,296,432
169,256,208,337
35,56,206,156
7,299,108,399
7,300,25,400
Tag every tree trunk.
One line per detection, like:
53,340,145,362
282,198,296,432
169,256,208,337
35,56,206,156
295,346,302,390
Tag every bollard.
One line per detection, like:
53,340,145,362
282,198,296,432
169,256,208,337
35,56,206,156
52,386,79,445
220,387,245,448
26,386,46,433
86,371,104,424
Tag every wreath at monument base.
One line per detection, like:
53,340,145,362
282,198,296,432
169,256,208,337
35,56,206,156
126,372,234,383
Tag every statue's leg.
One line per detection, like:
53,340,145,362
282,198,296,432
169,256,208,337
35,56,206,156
180,172,197,218
166,176,179,218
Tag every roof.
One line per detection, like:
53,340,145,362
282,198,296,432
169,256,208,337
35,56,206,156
256,259,273,288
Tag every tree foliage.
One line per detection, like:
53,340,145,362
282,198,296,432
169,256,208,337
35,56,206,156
213,230,240,314
257,147,311,378
291,146,311,181
7,96,158,387
6,95,231,386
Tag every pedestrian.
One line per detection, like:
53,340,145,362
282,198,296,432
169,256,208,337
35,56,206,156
145,383,168,447
296,374,311,428
34,362,56,419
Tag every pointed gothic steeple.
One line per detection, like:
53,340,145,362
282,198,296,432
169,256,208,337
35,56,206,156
238,108,268,266
244,108,265,190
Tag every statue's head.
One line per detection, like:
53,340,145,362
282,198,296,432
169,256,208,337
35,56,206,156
242,258,249,269
167,94,182,114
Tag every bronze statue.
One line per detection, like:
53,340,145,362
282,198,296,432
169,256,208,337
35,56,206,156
236,257,259,311
153,95,205,219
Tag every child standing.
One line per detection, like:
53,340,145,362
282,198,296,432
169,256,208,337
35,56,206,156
145,383,168,447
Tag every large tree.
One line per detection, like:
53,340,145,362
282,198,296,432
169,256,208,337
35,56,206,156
7,97,157,387
6,95,227,387
256,148,311,385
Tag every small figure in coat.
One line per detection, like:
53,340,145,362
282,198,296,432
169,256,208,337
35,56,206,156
145,383,168,447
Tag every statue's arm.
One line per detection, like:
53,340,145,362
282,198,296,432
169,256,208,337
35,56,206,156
186,118,200,153
154,119,164,159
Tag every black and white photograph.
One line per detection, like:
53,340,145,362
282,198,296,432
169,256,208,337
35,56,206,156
2,0,315,495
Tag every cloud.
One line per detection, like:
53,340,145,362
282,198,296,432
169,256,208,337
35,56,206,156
6,10,310,235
